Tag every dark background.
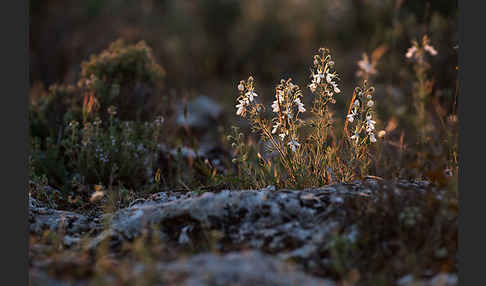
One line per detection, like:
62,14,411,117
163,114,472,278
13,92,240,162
30,0,458,115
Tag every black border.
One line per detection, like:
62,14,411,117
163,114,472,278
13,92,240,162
459,1,483,285
1,0,29,284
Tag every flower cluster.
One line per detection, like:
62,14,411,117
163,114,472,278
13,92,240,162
234,76,305,154
406,35,438,63
235,76,260,117
345,81,378,145
356,45,387,81
231,47,383,187
270,79,305,147
308,48,340,104
356,54,377,78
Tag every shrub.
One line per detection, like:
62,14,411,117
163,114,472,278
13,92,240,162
28,39,185,207
78,39,167,122
30,106,166,195
29,83,80,140
29,39,169,149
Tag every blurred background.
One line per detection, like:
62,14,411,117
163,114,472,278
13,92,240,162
29,0,458,186
30,0,457,111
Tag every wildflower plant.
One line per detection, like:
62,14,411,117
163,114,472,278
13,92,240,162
406,35,438,141
235,76,303,184
231,47,384,187
308,48,341,104
343,80,378,177
344,81,377,145
303,48,343,185
356,45,387,82
232,48,358,187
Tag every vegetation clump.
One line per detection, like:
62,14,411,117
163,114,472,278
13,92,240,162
231,48,381,188
78,39,167,121
29,39,221,209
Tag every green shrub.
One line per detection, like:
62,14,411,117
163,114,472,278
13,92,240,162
78,39,167,121
30,106,166,194
28,39,182,205
29,83,80,140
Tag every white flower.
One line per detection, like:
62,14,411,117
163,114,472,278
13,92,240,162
272,90,284,113
350,132,359,144
309,83,317,92
154,116,164,127
235,98,250,116
326,73,335,84
294,98,306,113
271,100,280,113
347,110,357,123
369,133,377,143
238,83,245,91
236,99,248,116
366,115,376,124
236,105,245,116
245,90,258,102
287,138,300,152
367,100,374,107
366,115,376,132
424,44,438,56
279,133,286,140
312,70,324,84
298,104,306,113
323,72,340,94
271,122,281,134
358,60,376,75
406,46,417,59
332,82,340,93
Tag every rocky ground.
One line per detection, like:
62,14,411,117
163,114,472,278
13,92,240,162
29,179,458,285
